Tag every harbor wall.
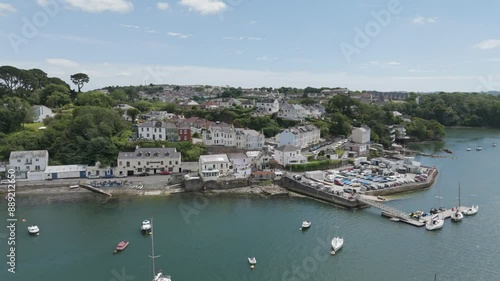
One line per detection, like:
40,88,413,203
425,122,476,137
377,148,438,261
364,168,438,196
280,176,367,209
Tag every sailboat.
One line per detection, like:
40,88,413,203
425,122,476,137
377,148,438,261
451,183,463,222
149,218,172,281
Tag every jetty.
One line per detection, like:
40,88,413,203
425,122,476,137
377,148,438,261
356,194,425,226
76,183,112,197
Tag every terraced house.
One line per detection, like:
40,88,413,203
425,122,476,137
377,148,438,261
116,147,182,176
276,124,321,148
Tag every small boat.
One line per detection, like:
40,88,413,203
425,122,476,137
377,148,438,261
114,240,129,254
493,143,497,147
476,146,482,151
442,149,453,154
466,147,471,151
425,215,444,231
27,225,40,235
463,205,478,216
248,257,257,265
331,237,344,255
377,196,386,201
142,220,152,233
450,211,463,222
390,217,400,222
300,221,311,230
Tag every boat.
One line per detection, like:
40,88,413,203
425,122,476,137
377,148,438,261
451,183,463,222
300,221,311,230
463,205,479,216
425,215,444,231
331,237,344,255
442,149,453,154
493,143,497,147
27,225,40,235
466,147,471,151
390,217,400,222
113,241,129,254
476,146,482,151
142,220,152,234
377,196,386,201
248,257,257,265
149,218,172,281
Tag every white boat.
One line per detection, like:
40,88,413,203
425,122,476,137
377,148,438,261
466,147,471,151
300,221,311,230
493,143,497,147
142,220,152,233
476,146,482,151
390,217,400,222
463,205,478,216
451,211,464,222
149,218,172,281
248,257,257,265
426,215,444,231
27,225,40,235
331,237,344,254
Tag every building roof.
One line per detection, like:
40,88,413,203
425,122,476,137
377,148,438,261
227,153,249,160
118,148,180,159
10,150,48,159
245,151,260,158
275,145,300,152
199,154,229,164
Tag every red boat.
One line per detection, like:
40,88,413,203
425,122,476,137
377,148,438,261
113,241,129,254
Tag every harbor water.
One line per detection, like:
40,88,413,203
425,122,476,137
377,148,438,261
1,128,500,281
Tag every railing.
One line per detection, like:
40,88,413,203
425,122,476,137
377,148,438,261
356,194,412,220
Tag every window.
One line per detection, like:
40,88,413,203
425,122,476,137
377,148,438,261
26,166,30,170
126,161,130,167
119,161,122,166
35,165,40,170
161,161,164,165
175,161,178,165
17,159,21,163
36,158,39,162
138,161,141,166
138,168,143,172
169,161,172,165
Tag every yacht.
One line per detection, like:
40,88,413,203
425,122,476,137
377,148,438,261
425,215,444,231
27,225,40,235
142,220,152,234
331,237,344,254
451,211,463,222
300,221,311,230
476,146,482,151
149,218,172,281
463,205,479,216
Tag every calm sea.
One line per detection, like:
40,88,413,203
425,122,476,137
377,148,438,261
1,128,499,281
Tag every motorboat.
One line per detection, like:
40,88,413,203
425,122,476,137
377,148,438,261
390,217,400,222
27,225,40,235
142,220,152,233
463,205,478,216
493,143,497,147
425,215,444,231
153,272,172,281
466,147,471,151
331,237,344,254
114,241,129,254
300,221,311,230
248,257,257,265
450,211,464,222
476,146,482,151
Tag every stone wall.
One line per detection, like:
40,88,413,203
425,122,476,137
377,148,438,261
364,168,438,196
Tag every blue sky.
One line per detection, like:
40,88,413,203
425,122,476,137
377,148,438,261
1,0,500,92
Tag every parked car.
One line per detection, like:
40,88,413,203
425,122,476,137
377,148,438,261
160,171,172,175
343,187,354,194
136,172,149,177
115,174,127,178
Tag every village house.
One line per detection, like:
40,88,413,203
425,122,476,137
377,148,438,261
9,150,49,173
198,154,231,181
142,111,175,121
202,123,235,146
137,121,167,141
255,98,280,114
227,153,252,178
273,145,307,166
178,123,192,142
235,128,265,150
277,102,308,121
217,98,241,108
200,100,219,110
32,105,55,122
240,99,255,109
276,124,321,148
177,117,214,135
116,147,182,176
247,150,274,170
351,126,371,144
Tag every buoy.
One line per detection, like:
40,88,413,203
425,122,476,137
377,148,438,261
22,219,26,222
331,251,336,255
250,265,255,269
299,228,302,231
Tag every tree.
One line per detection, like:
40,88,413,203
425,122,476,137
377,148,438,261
126,108,141,122
110,89,127,103
45,91,71,108
75,91,113,107
70,73,90,92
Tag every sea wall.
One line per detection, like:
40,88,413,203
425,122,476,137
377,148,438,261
280,176,367,209
364,168,438,196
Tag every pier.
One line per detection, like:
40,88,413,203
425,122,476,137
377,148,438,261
77,183,112,197
356,194,425,226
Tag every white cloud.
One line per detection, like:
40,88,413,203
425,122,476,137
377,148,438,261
412,16,437,25
248,37,262,41
248,20,257,25
47,0,134,13
387,61,401,65
39,33,111,45
0,3,16,16
167,32,191,39
474,39,500,50
223,36,262,41
157,2,169,10
179,0,227,15
45,58,80,68
370,61,401,67
257,56,278,61
120,24,140,29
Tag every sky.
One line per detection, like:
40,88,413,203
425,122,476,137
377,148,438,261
1,0,500,92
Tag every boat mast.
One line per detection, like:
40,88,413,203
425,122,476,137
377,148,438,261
458,182,461,207
149,217,160,277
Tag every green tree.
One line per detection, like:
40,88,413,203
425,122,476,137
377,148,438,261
126,108,141,122
70,73,90,92
110,89,127,103
45,91,71,108
75,91,113,107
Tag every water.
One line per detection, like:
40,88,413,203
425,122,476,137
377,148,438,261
1,128,500,281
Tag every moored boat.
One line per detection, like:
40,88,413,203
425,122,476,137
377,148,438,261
331,237,344,254
476,146,482,151
142,220,152,234
451,211,463,222
463,205,478,216
466,147,471,151
300,221,311,230
114,241,129,254
248,257,257,265
493,143,497,147
425,215,444,231
27,225,40,235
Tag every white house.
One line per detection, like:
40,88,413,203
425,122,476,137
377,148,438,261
240,99,255,109
235,129,265,150
276,124,321,148
142,111,174,121
227,153,252,178
202,123,235,146
138,121,168,141
9,150,49,173
273,145,307,166
249,150,274,170
277,103,308,121
198,154,231,181
256,99,280,114
351,126,371,144
44,165,87,180
32,105,55,122
116,147,182,176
